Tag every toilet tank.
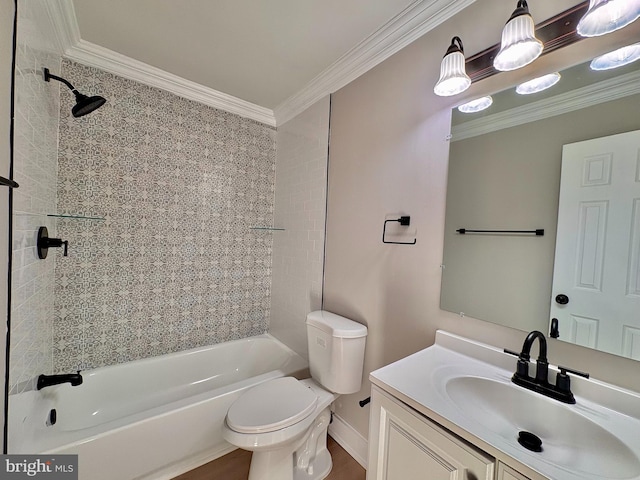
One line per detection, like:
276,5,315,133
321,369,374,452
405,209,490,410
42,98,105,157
306,311,367,394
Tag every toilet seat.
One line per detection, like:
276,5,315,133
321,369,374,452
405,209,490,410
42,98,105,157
226,377,318,434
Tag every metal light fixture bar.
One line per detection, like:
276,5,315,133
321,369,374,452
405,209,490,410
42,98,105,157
465,1,590,83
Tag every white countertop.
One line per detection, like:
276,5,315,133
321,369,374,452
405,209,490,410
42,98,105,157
370,330,640,480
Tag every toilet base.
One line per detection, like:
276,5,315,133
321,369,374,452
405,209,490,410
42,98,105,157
294,448,331,480
246,407,333,480
247,446,332,480
248,448,294,480
294,408,332,480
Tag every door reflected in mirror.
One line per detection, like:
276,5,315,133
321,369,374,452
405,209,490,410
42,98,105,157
551,130,640,359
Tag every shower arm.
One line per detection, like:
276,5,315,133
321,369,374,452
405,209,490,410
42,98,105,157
44,68,79,95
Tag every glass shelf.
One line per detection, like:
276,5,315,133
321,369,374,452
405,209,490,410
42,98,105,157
250,227,285,231
47,214,105,221
14,212,106,221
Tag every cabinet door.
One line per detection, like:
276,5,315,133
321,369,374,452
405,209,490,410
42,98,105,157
368,387,494,480
497,462,531,480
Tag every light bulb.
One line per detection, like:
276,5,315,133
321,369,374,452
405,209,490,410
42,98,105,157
457,96,493,113
590,43,640,70
578,0,640,37
516,72,561,94
434,37,471,97
493,0,543,72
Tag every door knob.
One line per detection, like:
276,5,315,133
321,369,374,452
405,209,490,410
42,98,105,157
555,294,569,305
550,318,560,338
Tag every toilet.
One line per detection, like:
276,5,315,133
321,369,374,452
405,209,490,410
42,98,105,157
223,310,367,480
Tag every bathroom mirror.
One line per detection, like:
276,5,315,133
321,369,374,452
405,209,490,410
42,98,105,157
441,44,640,359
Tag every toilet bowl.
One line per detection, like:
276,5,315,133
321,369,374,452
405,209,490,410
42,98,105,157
222,311,368,480
223,378,336,480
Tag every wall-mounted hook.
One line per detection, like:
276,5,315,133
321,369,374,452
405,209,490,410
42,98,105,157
37,226,68,259
382,216,417,245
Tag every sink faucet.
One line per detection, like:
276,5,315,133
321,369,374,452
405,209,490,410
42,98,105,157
506,331,589,404
37,372,83,390
517,331,549,384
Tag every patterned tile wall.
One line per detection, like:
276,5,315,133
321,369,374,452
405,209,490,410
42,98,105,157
54,60,276,372
270,97,330,357
10,0,61,393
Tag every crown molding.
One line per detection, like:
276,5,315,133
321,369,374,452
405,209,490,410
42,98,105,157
273,0,476,125
43,0,473,127
451,68,640,142
64,40,277,127
42,0,80,56
43,0,276,127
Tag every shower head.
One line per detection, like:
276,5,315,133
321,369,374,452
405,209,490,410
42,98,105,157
43,68,107,117
72,92,107,118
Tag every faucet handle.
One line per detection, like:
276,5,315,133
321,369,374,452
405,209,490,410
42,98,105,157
503,347,531,361
555,366,589,394
558,366,589,379
504,348,530,378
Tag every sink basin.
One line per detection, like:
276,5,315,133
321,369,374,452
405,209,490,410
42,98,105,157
445,376,640,479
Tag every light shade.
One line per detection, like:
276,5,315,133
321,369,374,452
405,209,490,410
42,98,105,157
516,72,561,94
577,0,640,37
590,43,640,70
458,96,493,113
493,0,543,72
434,37,471,97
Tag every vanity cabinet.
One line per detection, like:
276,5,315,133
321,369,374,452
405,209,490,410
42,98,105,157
368,385,494,480
368,386,533,480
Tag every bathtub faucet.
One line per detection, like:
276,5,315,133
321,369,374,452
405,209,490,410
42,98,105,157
37,371,83,390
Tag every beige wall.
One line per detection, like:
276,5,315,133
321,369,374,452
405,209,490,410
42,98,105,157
1,0,16,453
324,0,640,439
270,97,330,356
442,94,640,332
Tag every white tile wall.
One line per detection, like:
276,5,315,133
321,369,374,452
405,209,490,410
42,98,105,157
10,0,61,393
270,97,330,356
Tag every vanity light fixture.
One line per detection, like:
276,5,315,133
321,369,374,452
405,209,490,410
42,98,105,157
515,72,561,95
577,0,640,37
590,42,640,70
43,68,106,117
457,96,493,113
493,0,543,72
434,37,471,97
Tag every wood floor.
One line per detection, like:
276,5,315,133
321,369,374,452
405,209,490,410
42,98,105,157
173,436,366,480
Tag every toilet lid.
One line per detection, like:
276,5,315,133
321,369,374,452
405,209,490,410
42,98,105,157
227,377,318,434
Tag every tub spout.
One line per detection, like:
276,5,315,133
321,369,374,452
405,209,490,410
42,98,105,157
37,371,83,390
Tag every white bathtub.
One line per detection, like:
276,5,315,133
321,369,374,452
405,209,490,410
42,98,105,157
9,334,307,480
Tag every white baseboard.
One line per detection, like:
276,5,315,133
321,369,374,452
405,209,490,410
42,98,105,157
328,413,368,470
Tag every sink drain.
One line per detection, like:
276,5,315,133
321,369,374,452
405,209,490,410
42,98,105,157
518,431,542,452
